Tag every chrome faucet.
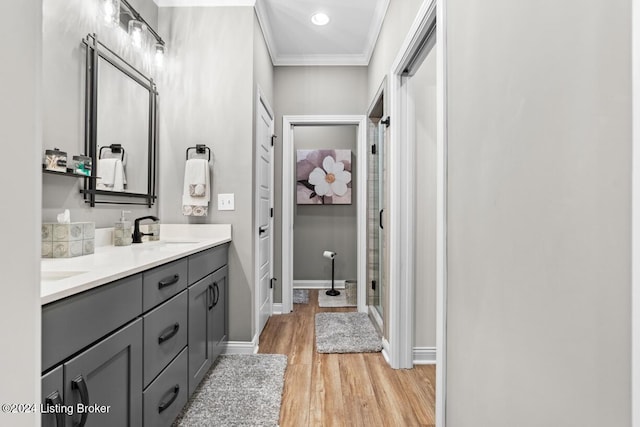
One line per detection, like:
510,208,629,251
132,216,159,243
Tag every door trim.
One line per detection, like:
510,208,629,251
389,0,446,424
633,0,640,424
254,85,274,343
281,115,368,314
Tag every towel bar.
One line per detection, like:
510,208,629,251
99,144,125,161
186,144,211,162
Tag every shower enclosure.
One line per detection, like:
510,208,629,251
367,89,386,327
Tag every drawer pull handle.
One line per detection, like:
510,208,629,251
158,384,180,413
208,284,215,311
45,390,64,427
158,274,180,289
158,323,180,344
71,375,90,427
213,282,220,307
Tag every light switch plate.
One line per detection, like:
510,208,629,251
218,193,235,211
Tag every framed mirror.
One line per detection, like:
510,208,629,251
81,33,158,207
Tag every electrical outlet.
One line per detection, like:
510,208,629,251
218,193,235,211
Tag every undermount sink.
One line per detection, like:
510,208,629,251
41,271,87,281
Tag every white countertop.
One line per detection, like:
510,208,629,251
41,224,232,305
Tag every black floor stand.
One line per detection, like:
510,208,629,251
326,256,340,296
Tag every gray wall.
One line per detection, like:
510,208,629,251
445,0,631,424
410,45,437,349
293,126,358,282
0,1,42,425
274,66,368,302
42,0,159,227
158,6,270,342
367,0,423,102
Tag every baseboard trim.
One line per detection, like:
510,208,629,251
293,279,346,289
381,338,391,365
272,303,283,315
222,334,259,355
413,347,436,365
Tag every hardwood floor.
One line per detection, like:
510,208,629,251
258,289,436,427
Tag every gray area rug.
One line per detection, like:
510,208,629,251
293,289,309,304
173,354,287,426
315,312,382,353
318,292,356,308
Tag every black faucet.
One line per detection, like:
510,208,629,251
132,216,159,243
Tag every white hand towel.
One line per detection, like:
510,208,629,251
182,159,210,216
97,158,125,192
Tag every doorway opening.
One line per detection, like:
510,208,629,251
281,115,367,314
387,0,446,424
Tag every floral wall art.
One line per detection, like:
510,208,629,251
296,149,352,205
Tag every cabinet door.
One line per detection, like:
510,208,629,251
210,266,228,361
187,274,214,395
64,319,143,427
42,366,64,427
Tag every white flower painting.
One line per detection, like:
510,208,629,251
296,149,352,205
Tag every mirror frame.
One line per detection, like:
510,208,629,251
81,33,158,207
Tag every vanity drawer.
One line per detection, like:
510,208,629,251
42,274,142,371
188,244,228,285
143,258,188,311
143,348,188,427
143,291,188,387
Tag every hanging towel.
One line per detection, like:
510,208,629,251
96,158,125,192
182,158,210,216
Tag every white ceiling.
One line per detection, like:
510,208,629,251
154,0,390,66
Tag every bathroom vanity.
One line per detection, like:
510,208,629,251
40,224,231,427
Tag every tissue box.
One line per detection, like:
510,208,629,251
42,222,95,258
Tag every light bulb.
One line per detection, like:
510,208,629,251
100,0,120,27
154,43,165,67
128,20,146,48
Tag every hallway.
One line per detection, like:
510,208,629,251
258,289,435,426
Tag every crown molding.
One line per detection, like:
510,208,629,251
254,0,278,63
154,0,256,7
273,53,369,67
363,0,390,64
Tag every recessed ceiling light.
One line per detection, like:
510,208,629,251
311,12,330,26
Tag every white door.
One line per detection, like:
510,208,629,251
256,98,274,336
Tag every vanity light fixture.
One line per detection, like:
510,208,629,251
118,0,166,59
99,0,120,27
311,12,330,26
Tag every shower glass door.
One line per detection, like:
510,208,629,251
368,119,385,319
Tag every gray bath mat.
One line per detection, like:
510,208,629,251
315,312,382,353
173,354,287,426
293,289,309,304
318,292,356,308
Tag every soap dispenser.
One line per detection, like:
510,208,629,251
114,210,132,246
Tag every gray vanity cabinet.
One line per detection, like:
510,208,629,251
41,366,63,427
63,319,143,427
187,245,229,395
210,265,228,361
187,273,215,395
42,242,229,427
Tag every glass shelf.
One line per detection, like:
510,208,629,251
42,165,99,179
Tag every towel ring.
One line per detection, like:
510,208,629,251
186,144,211,162
99,144,125,161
